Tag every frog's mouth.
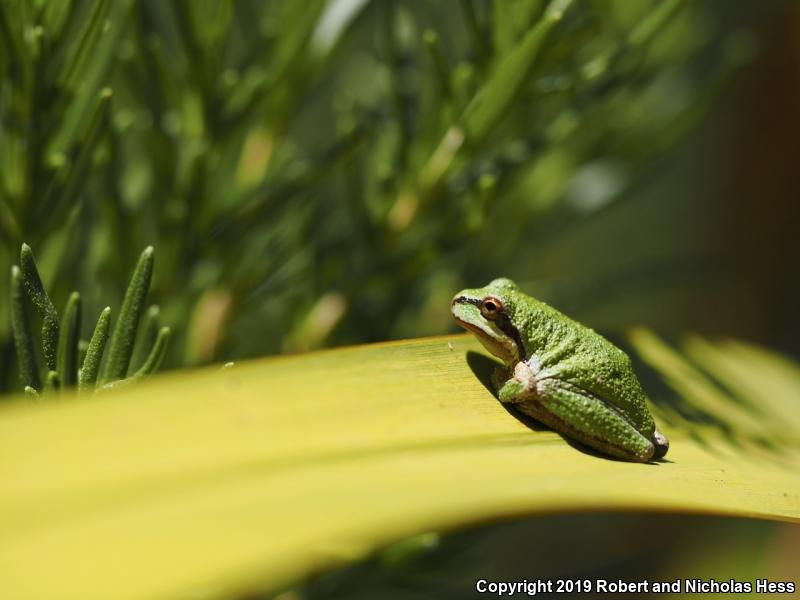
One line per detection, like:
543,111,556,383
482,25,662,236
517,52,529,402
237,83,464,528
451,297,522,364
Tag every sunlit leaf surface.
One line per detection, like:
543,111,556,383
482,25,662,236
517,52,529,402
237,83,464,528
0,331,798,599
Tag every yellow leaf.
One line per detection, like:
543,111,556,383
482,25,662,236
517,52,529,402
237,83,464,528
0,331,798,599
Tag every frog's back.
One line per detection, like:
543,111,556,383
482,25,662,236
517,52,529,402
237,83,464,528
535,306,655,435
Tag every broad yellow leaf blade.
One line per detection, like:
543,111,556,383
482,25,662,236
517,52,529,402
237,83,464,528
0,332,798,599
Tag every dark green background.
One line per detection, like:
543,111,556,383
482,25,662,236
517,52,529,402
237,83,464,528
2,0,797,396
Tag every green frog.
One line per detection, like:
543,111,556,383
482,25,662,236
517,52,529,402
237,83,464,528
451,278,669,462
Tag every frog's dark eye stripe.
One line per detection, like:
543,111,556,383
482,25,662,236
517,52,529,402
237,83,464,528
452,296,481,307
480,295,504,320
495,313,527,361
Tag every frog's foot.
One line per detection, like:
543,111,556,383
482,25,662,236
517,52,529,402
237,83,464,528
651,428,669,460
496,362,538,404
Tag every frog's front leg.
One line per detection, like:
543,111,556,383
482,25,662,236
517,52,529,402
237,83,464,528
496,361,538,404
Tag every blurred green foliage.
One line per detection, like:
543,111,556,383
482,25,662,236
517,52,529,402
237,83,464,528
0,0,779,393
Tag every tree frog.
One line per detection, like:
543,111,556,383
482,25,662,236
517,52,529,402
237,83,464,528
451,278,669,462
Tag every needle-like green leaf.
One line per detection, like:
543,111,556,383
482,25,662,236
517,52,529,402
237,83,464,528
463,0,572,140
10,265,40,391
20,243,59,372
422,31,451,98
39,0,72,39
56,0,110,92
79,306,111,392
628,0,683,47
130,326,170,380
78,340,89,372
42,370,60,395
99,326,171,392
39,88,112,226
57,292,82,387
101,246,154,383
0,2,25,73
129,305,160,375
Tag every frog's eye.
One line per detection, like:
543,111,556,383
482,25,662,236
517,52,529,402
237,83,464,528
480,296,504,320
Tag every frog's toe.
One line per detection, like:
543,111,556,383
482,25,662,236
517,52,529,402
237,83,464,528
651,429,669,460
497,378,528,403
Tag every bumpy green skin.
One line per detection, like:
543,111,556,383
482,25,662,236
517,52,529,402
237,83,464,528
451,278,668,462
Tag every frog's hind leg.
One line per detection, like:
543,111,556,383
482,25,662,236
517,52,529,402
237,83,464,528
520,379,655,462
